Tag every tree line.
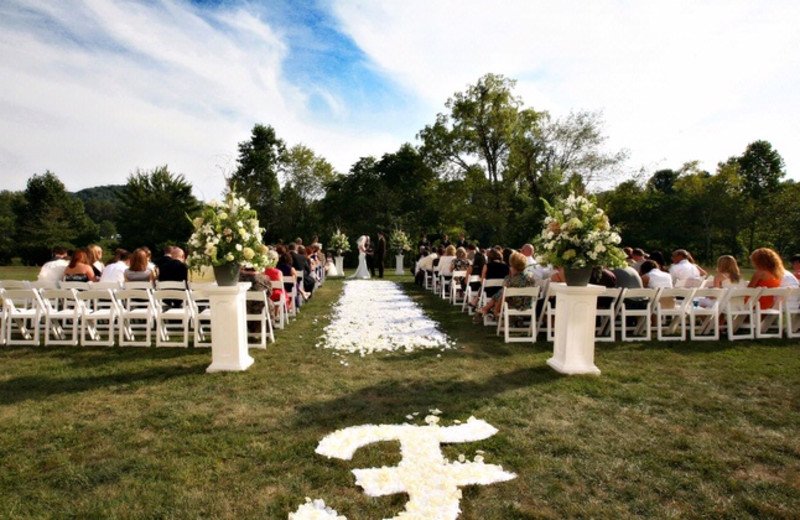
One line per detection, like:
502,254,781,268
0,73,793,267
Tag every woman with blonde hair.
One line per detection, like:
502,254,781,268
748,247,784,309
714,255,741,288
87,244,104,277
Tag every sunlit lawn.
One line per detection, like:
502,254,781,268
1,273,799,518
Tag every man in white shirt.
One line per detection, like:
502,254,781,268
37,246,69,285
99,249,130,284
669,249,701,284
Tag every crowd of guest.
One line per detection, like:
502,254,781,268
412,234,800,325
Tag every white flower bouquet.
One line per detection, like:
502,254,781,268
186,190,269,270
389,228,412,255
536,193,626,269
329,229,350,255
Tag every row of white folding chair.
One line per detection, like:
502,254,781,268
2,285,276,348
448,271,468,305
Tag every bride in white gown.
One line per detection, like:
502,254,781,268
349,235,371,279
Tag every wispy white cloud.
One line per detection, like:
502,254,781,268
330,0,800,178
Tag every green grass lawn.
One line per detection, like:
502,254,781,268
1,275,799,519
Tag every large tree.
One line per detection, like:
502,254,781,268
116,165,199,251
736,140,785,252
15,171,98,264
228,124,286,239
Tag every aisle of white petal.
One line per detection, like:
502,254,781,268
317,280,455,356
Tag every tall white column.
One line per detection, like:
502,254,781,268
335,256,345,276
205,283,254,373
547,283,605,376
395,255,405,275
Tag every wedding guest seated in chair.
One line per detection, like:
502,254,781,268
63,249,97,282
473,251,535,323
469,247,508,310
748,247,784,309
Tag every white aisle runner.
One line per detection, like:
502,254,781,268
317,280,454,356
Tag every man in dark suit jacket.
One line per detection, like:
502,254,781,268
374,231,387,278
157,247,188,284
154,245,174,277
289,243,314,296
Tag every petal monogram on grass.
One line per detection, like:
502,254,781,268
317,280,455,356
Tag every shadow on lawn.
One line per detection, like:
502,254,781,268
0,362,205,405
292,365,560,429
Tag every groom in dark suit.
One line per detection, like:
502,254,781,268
375,231,387,278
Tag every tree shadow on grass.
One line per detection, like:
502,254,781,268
292,365,561,430
0,362,206,405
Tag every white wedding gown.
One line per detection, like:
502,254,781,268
350,250,371,279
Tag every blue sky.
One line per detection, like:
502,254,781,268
1,0,798,200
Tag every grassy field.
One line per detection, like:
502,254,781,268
1,275,799,518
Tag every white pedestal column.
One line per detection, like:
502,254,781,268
205,283,254,373
395,255,405,275
547,283,605,376
335,255,345,277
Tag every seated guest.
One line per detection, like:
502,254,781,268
669,249,702,284
641,260,672,289
437,245,457,282
414,249,430,286
464,244,485,291
416,248,438,284
474,251,535,322
631,248,648,272
275,245,299,309
87,244,104,278
469,247,508,308
124,248,155,284
713,255,741,288
452,247,471,273
38,246,69,285
622,246,634,265
99,249,130,284
612,265,643,289
264,248,290,314
791,254,800,282
63,249,97,282
748,247,784,309
157,246,188,284
154,245,174,277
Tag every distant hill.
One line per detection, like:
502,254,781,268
73,185,125,226
73,185,125,203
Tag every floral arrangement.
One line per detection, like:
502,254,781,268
186,190,269,269
389,229,412,255
536,193,626,269
329,229,350,255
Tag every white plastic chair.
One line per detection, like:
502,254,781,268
0,280,31,289
59,281,92,291
785,287,800,339
283,275,298,320
449,270,467,306
478,279,505,326
495,286,539,343
153,289,193,347
76,289,119,346
620,288,659,341
123,281,154,291
92,281,123,291
720,287,761,340
688,288,722,341
755,287,789,339
190,288,212,348
40,288,81,346
654,288,695,341
3,288,45,345
116,289,157,347
156,280,188,290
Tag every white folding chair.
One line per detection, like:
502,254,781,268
76,289,120,346
495,286,539,343
188,288,212,347
785,287,800,339
156,280,188,290
462,275,482,314
720,287,761,340
431,265,441,293
116,289,157,347
535,279,551,340
153,289,193,347
620,288,659,341
654,288,695,341
688,288,722,341
59,281,91,291
3,288,45,345
40,288,81,346
283,275,298,320
29,280,59,290
755,287,789,339
124,281,155,291
478,279,504,326
595,287,623,342
245,290,275,348
449,270,467,306
0,280,31,289
92,281,123,291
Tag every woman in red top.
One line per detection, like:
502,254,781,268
748,247,784,309
264,246,292,312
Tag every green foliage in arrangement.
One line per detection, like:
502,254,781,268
0,278,798,518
